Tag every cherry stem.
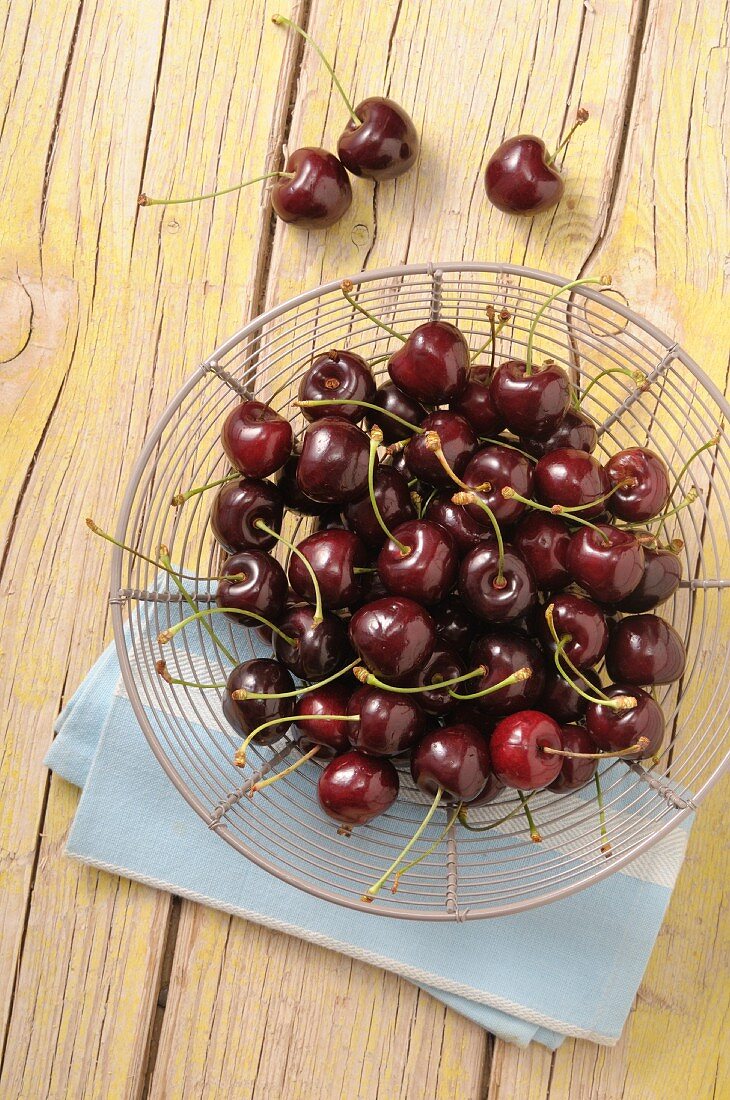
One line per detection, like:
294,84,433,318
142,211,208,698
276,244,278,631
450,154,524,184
543,737,649,760
448,666,532,701
556,479,636,514
579,366,647,404
158,606,296,648
171,472,238,507
500,487,611,542
650,435,718,540
362,788,444,902
457,791,538,832
341,281,407,343
250,745,321,793
231,659,358,701
235,714,357,768
628,490,698,532
418,486,438,518
424,432,491,493
296,398,424,435
368,429,411,555
272,14,360,125
451,491,506,586
254,518,324,623
391,803,462,893
594,771,612,856
518,792,542,842
477,437,538,463
155,659,227,689
138,170,293,208
354,665,487,694
545,107,589,167
469,306,511,366
526,275,609,375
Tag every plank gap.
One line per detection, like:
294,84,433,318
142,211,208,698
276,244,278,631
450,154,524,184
139,894,183,1100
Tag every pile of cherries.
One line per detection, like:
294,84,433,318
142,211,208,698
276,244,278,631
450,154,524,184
145,276,692,903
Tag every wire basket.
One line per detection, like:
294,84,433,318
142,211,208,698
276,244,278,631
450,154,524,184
111,262,730,920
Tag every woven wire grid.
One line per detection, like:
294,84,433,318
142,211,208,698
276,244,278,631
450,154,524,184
111,262,730,920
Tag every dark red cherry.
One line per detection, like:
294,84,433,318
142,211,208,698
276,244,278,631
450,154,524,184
273,606,352,680
388,321,469,403
350,569,390,609
297,417,371,503
411,724,491,802
405,644,466,716
221,400,293,478
347,687,425,755
613,545,682,612
548,725,598,791
521,407,597,457
538,666,602,723
466,771,505,806
404,412,478,486
605,448,671,522
377,520,458,605
337,97,418,180
485,136,563,215
296,684,355,756
537,592,609,668
450,378,504,436
349,596,436,680
318,750,399,826
430,595,481,651
270,147,352,229
459,543,537,624
216,550,288,624
365,382,427,445
606,614,686,685
288,529,368,609
298,350,375,423
224,659,295,740
210,478,283,553
462,444,534,528
490,710,563,789
566,524,645,604
513,512,571,591
470,630,545,714
534,448,610,517
277,454,333,516
342,465,415,550
425,491,493,555
490,359,571,438
585,685,664,759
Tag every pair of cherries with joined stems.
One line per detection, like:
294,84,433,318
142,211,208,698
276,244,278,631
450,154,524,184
138,15,418,230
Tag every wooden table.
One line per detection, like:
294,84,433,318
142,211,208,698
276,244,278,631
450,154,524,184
1,1,728,1096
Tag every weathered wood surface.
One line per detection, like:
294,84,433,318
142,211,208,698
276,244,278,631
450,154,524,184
0,0,727,1097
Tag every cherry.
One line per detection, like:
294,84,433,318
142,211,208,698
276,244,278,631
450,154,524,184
459,543,537,624
513,512,571,591
465,771,505,806
533,447,610,517
349,596,436,680
318,750,399,828
605,448,670,522
224,659,295,740
276,454,333,516
406,644,466,716
521,407,597,457
585,685,664,759
404,412,477,486
613,544,682,612
347,687,425,755
468,631,545,714
298,350,375,423
210,478,283,553
484,109,588,216
548,725,599,791
425,491,493,554
566,524,645,604
377,520,457,605
490,358,571,438
462,444,534,528
295,685,355,756
288,529,368,609
273,606,351,680
538,593,609,668
338,96,419,179
342,464,414,549
216,550,288,624
350,569,390,609
606,614,686,685
297,417,371,503
270,147,352,229
430,595,481,650
221,400,292,478
411,725,491,802
450,377,504,436
490,710,563,790
538,665,602,723
388,321,470,403
365,382,426,445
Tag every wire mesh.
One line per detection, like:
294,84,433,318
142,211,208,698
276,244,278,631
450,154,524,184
111,262,730,919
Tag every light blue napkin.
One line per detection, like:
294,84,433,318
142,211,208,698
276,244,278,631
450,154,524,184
45,613,691,1049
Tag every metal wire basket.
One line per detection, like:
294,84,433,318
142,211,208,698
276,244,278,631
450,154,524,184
111,262,730,920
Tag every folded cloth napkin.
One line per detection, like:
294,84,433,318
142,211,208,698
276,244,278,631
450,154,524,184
45,610,692,1049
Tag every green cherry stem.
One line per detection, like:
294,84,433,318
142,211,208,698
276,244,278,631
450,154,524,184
525,273,609,375
353,665,487,693
254,518,324,624
362,789,444,902
138,170,293,208
544,608,636,711
235,714,357,768
477,437,538,463
542,737,649,760
272,14,360,125
457,791,538,832
171,472,238,507
158,606,296,648
341,280,407,343
545,107,589,167
594,771,612,856
518,791,542,842
391,803,463,893
628,491,698,532
295,398,424,435
423,432,491,492
231,659,359,701
500,487,611,542
368,428,411,555
469,306,511,366
448,666,532,701
451,491,506,586
250,744,322,792
156,659,227,689
578,366,647,405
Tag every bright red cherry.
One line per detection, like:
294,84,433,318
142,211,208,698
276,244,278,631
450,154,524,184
404,412,477,486
216,550,288,624
605,448,671,522
296,418,371,503
585,685,664,759
521,407,597,457
459,543,537,624
348,687,425,755
377,520,457,605
606,614,686,685
490,358,571,438
210,478,283,553
271,147,352,229
614,544,682,612
349,596,436,680
288,529,368,609
490,710,563,790
462,444,534,528
513,512,571,591
221,401,292,478
318,750,399,827
470,630,545,714
388,321,470,403
298,350,375,423
548,725,598,791
343,465,415,550
450,377,504,436
338,96,419,180
273,606,352,680
534,447,610,517
365,382,426,445
296,684,355,756
411,725,491,802
566,524,645,604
